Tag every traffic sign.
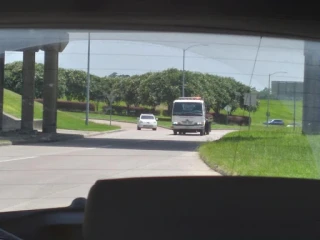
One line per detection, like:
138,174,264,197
105,93,116,103
244,93,257,106
224,105,232,113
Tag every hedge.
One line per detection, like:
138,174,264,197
35,99,95,112
102,105,161,117
211,113,250,126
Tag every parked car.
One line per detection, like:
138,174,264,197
137,114,158,130
263,119,285,126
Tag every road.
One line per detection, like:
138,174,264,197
0,121,233,212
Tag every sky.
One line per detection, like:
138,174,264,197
3,30,306,91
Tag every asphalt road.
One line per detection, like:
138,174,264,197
0,121,233,212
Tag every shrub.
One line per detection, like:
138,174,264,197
102,105,158,116
211,112,250,126
35,99,95,112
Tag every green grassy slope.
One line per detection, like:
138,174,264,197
3,89,119,131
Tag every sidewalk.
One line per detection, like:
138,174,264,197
0,128,123,146
90,119,171,130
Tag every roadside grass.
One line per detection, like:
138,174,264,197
199,127,320,179
57,98,303,128
56,111,120,131
65,112,173,128
4,89,43,119
66,112,249,130
211,123,245,130
221,99,303,126
4,89,119,132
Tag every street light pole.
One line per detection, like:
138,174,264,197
85,32,91,126
181,44,207,97
182,49,186,97
293,82,296,131
266,71,287,127
266,74,271,127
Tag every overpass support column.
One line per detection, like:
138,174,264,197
303,41,320,134
42,47,59,133
21,50,36,131
0,54,4,132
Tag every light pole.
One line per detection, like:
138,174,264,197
182,44,207,97
293,82,296,131
85,32,91,126
266,71,287,127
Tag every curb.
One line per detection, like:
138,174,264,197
0,128,124,147
198,148,239,176
159,126,171,130
0,141,12,146
10,135,85,145
84,129,124,137
198,153,230,176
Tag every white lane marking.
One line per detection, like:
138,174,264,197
0,146,113,164
35,147,97,157
0,156,36,163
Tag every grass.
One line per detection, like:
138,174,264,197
4,89,119,132
199,127,320,179
4,89,43,119
65,111,173,128
57,98,303,129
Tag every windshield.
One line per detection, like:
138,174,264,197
173,102,203,116
141,116,155,119
0,29,318,212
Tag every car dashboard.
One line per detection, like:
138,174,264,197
0,198,85,240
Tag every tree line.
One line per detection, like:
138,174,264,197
4,61,258,114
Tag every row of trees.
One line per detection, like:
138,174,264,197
4,61,258,114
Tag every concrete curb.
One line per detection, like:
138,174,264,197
84,129,124,137
0,128,124,147
198,153,230,176
0,141,12,146
160,126,171,130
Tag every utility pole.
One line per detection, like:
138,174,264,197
182,49,185,97
85,32,91,125
293,82,296,131
266,71,287,127
266,74,271,127
181,44,207,97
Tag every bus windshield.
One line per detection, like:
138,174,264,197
172,102,203,116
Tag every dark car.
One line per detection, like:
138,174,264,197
263,119,285,126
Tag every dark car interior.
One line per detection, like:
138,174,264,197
1,0,320,239
2,177,320,240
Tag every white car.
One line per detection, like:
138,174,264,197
137,114,158,131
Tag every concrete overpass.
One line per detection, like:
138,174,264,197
0,30,69,133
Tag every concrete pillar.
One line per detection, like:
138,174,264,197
42,49,59,133
0,54,4,132
21,50,36,131
302,41,320,134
